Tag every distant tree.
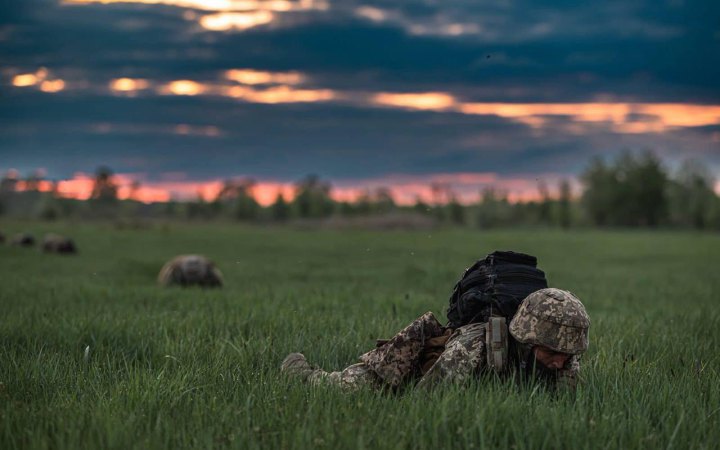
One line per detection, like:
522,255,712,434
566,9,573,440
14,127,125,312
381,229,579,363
163,201,179,218
128,180,141,202
0,170,19,193
447,194,465,225
271,192,290,222
338,201,356,216
413,197,431,215
668,159,717,229
621,151,668,227
430,182,453,206
557,179,572,229
212,178,260,220
24,170,44,192
352,191,372,216
581,156,618,226
234,180,259,221
537,180,552,225
91,166,118,202
477,186,508,228
371,187,395,214
581,151,669,227
292,175,334,218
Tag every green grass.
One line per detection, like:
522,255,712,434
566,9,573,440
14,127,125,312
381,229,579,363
1,221,718,449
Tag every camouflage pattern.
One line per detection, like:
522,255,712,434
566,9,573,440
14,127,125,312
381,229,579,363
41,233,77,254
358,311,443,387
281,353,378,390
509,288,590,354
10,233,35,247
485,316,509,373
416,322,486,389
307,363,379,389
157,255,223,288
282,293,589,391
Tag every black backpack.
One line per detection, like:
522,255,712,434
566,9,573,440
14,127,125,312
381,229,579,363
446,251,548,328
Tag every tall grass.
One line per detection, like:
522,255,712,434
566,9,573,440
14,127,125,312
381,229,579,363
1,222,718,449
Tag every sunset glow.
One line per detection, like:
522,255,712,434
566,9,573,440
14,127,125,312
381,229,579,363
11,68,48,87
12,73,41,87
244,86,336,103
373,92,458,111
62,0,328,13
225,69,305,85
12,66,719,134
459,102,720,131
39,79,66,93
199,11,273,31
162,80,206,96
220,84,335,103
110,78,150,92
11,171,567,206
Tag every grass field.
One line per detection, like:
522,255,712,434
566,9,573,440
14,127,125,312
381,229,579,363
1,221,719,449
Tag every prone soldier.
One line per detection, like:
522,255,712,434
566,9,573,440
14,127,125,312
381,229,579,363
282,288,590,391
157,254,223,288
41,233,77,254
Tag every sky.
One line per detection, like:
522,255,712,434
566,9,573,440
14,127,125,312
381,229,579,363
1,0,719,203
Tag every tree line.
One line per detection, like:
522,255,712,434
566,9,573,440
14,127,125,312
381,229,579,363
1,151,719,230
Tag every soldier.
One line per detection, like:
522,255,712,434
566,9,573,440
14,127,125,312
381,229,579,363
281,288,590,391
157,254,223,288
41,233,77,254
10,233,35,247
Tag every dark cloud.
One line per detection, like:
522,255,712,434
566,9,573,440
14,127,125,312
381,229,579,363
1,89,717,180
1,0,719,180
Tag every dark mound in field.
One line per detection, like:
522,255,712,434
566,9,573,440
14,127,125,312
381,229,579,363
11,233,35,247
41,233,78,254
157,255,223,288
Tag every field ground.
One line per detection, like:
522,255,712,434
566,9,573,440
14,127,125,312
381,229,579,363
1,221,719,449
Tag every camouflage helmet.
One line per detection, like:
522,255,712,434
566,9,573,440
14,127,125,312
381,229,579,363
509,288,590,355
158,254,223,288
41,233,77,254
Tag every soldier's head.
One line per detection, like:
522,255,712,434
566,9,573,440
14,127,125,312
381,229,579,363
509,288,590,369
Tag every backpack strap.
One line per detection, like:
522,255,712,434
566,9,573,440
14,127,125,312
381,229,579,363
486,316,509,374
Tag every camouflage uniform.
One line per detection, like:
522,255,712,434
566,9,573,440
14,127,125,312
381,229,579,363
157,255,223,288
10,233,35,247
282,288,590,391
41,234,77,254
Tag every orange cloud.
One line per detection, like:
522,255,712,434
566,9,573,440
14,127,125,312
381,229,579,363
199,11,273,31
372,92,458,111
459,102,720,132
39,79,66,93
225,69,305,85
110,78,150,93
12,66,718,135
12,73,41,87
160,80,206,96
62,0,328,13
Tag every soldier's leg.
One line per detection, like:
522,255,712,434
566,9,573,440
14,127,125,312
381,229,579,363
281,353,378,390
359,312,444,387
416,322,486,389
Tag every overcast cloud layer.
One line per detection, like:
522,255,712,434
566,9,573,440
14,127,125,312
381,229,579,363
1,0,719,191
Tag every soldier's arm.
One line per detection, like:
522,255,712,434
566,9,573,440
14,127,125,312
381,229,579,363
416,323,486,389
